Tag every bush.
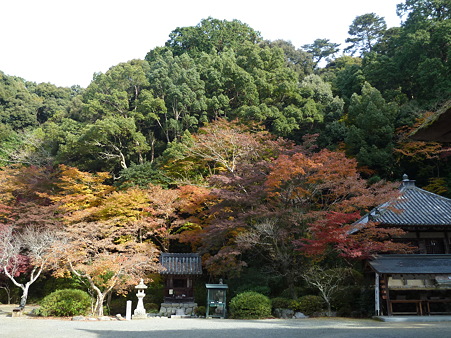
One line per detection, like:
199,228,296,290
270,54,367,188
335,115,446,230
32,276,85,301
291,295,324,316
194,305,206,317
271,297,292,309
332,285,360,316
229,291,272,319
37,289,92,317
145,302,160,313
107,297,128,316
235,285,271,296
279,287,308,299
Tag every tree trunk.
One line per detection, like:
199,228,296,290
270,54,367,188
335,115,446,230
106,290,113,313
94,290,106,317
318,288,332,316
283,268,298,300
19,283,30,308
149,135,156,164
326,299,332,317
3,266,42,309
0,285,12,304
68,264,115,317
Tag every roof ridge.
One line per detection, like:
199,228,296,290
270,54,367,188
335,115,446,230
354,177,451,227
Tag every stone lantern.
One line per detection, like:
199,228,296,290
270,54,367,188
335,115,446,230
133,279,148,319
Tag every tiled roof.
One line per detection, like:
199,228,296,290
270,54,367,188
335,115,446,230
160,253,202,275
369,254,451,274
359,176,451,227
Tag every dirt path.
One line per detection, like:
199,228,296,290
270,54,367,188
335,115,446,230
0,304,39,317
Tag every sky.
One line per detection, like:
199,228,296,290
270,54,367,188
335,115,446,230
1,0,403,88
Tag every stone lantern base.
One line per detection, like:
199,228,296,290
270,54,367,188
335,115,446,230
159,302,197,317
132,312,147,319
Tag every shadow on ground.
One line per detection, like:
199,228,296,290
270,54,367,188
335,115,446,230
77,326,450,338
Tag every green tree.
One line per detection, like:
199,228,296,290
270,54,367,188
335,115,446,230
394,2,451,104
0,72,40,130
299,74,344,124
163,17,262,57
0,123,19,165
321,55,362,95
397,0,451,27
345,82,398,176
361,28,409,105
0,127,53,166
302,38,340,67
298,74,345,147
60,60,167,169
58,116,149,172
80,59,151,122
332,60,366,108
30,82,74,124
229,44,307,137
345,13,387,55
197,48,259,122
262,40,314,80
147,51,207,142
362,1,451,106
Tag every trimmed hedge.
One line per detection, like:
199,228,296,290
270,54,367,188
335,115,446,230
271,297,292,309
291,295,324,316
229,291,271,319
37,289,91,317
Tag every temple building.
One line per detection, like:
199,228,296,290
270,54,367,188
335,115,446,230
357,175,451,316
158,253,202,317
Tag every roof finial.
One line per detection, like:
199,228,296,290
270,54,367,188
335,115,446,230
401,174,416,188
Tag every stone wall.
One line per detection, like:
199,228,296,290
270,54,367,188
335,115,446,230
159,302,197,317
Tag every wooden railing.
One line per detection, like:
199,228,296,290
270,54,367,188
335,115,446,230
389,299,451,315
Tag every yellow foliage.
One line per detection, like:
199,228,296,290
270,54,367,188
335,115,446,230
423,177,448,195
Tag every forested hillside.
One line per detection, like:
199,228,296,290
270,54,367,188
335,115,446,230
0,0,450,314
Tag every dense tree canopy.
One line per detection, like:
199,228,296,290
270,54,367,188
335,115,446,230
163,17,262,57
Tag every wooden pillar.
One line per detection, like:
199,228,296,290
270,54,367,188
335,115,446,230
445,231,450,254
384,275,391,316
375,273,381,316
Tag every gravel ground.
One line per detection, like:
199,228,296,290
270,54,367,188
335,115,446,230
1,305,451,338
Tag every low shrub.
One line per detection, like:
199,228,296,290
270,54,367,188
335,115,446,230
279,287,309,299
235,285,271,296
37,289,91,317
229,291,271,319
195,305,206,317
271,297,292,309
145,302,160,313
108,297,128,316
336,304,352,317
291,295,324,316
